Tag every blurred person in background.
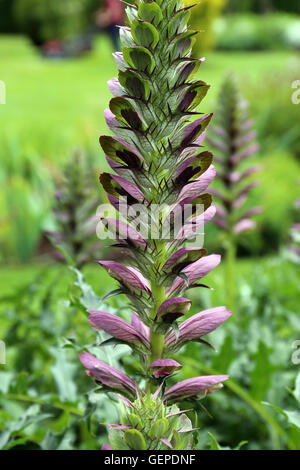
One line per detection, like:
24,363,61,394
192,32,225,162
93,0,124,51
49,0,124,58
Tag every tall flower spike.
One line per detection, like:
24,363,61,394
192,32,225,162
207,76,261,236
80,0,231,450
47,149,101,268
207,75,262,310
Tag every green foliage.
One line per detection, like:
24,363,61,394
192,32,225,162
1,256,299,450
177,256,300,450
0,404,52,450
0,265,126,450
124,429,147,450
273,0,300,14
204,66,300,257
264,372,300,438
215,13,300,51
208,432,247,450
225,0,258,13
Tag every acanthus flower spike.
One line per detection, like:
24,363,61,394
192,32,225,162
207,75,262,237
48,149,101,268
80,0,232,450
206,75,262,311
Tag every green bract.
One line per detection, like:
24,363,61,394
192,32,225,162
109,394,194,450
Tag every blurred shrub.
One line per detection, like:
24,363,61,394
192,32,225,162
225,0,300,14
274,0,300,14
250,151,300,254
1,177,48,263
183,0,227,54
0,137,103,263
0,138,53,262
225,0,257,13
214,13,300,51
13,0,102,45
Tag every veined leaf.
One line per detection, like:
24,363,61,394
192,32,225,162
132,20,159,49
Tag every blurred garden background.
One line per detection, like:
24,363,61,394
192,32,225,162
0,0,300,451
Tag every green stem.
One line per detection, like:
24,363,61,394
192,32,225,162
149,331,165,363
225,234,236,313
149,283,166,365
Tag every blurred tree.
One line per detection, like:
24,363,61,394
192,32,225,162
260,0,274,12
225,0,299,13
274,0,300,13
183,0,227,54
0,0,17,33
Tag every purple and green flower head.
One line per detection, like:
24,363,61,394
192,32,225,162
79,0,232,450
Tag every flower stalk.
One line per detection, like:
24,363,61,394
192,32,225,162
47,149,100,268
207,76,262,311
79,0,232,450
